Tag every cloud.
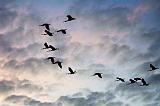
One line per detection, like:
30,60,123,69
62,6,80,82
69,0,133,40
4,95,60,106
1,0,160,106
0,7,17,31
52,91,126,106
0,80,14,94
0,79,43,94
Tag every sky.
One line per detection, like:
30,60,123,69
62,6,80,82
0,0,160,106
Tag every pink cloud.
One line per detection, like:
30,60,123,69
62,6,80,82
127,4,151,23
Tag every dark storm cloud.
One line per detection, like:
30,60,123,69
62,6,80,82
69,0,133,33
0,0,17,30
0,35,13,56
55,91,130,106
106,102,123,106
130,37,160,75
146,30,160,58
3,57,49,74
0,1,17,56
0,80,14,94
17,79,43,92
0,0,46,61
8,42,43,60
0,0,15,7
5,91,128,106
4,95,61,106
0,79,43,95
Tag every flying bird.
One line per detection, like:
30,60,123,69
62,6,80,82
116,77,125,82
42,30,54,36
68,67,76,74
92,73,103,78
43,42,49,49
47,45,59,52
134,77,142,81
140,78,149,86
46,57,55,64
128,79,136,84
149,64,159,71
39,23,50,31
64,15,76,22
56,29,67,34
54,61,62,69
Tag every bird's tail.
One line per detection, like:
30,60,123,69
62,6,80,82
42,48,48,50
46,50,52,52
41,34,47,35
127,83,132,85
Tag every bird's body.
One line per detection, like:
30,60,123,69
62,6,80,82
56,29,67,34
134,77,142,81
43,42,49,49
116,77,125,82
128,79,136,84
54,61,62,69
68,67,76,74
64,15,76,22
93,73,103,78
140,78,149,86
149,64,159,71
42,30,54,36
39,23,50,31
47,45,59,52
46,57,55,64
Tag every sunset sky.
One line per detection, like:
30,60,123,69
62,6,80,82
0,0,160,106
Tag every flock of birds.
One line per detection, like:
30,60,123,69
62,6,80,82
39,15,159,86
116,64,159,86
40,15,77,74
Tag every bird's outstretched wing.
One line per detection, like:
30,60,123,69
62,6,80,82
117,78,125,82
62,30,66,34
45,25,50,31
141,78,146,84
49,45,56,49
68,67,73,73
98,74,102,78
58,62,62,69
92,73,96,76
150,64,155,69
67,15,72,19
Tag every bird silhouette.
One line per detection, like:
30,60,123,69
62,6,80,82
54,61,62,69
56,29,67,34
39,23,50,31
134,77,142,81
43,42,49,49
116,77,125,82
92,73,103,78
68,67,76,74
140,78,149,86
64,15,76,22
128,79,136,84
46,57,55,64
149,64,159,71
42,30,54,36
47,45,59,52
